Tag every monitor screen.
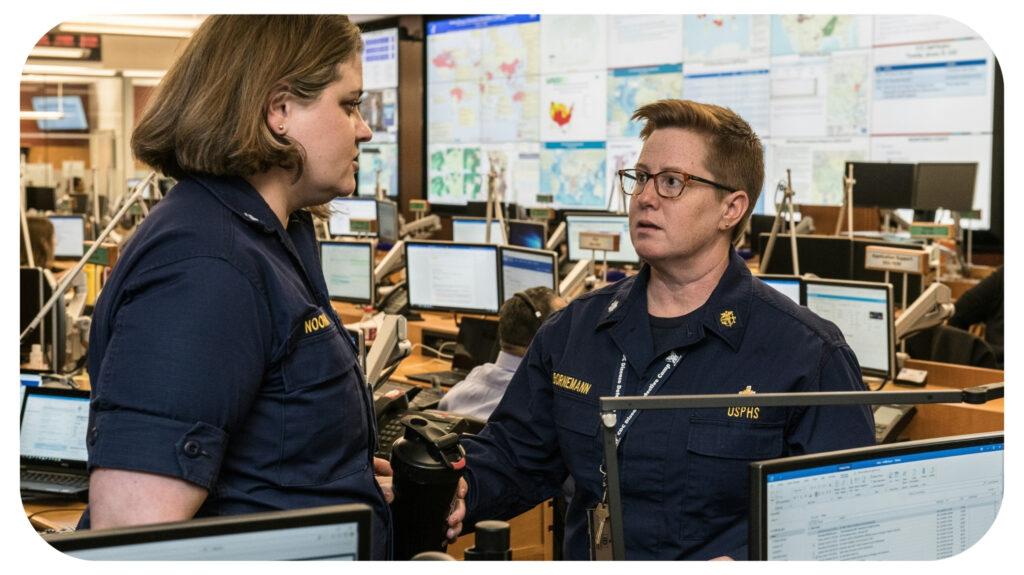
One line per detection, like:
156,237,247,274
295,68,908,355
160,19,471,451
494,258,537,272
328,198,378,237
749,432,1003,561
48,215,85,259
756,274,801,304
565,212,639,264
32,96,88,131
912,162,978,212
500,246,558,300
847,162,916,209
405,241,501,315
451,316,501,372
451,217,504,245
319,240,374,305
20,386,90,468
376,199,400,243
803,278,894,380
25,186,56,212
45,503,373,560
507,219,547,249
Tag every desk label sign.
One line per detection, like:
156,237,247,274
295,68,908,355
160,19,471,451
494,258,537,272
909,223,954,239
349,218,377,233
535,194,554,204
864,246,929,275
578,231,620,253
529,207,554,219
408,199,430,213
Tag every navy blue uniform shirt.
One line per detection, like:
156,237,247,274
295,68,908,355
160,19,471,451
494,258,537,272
461,249,875,560
81,175,391,559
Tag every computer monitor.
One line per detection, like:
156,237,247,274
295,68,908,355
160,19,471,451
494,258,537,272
912,162,978,212
451,216,504,245
328,197,378,237
847,162,916,209
319,240,374,305
802,278,895,380
20,267,67,373
749,431,1003,560
25,186,56,212
404,241,501,315
507,219,547,250
755,274,801,305
48,215,85,259
376,199,400,243
564,212,639,265
451,316,500,373
32,95,88,131
45,503,374,560
500,245,559,300
757,234,853,280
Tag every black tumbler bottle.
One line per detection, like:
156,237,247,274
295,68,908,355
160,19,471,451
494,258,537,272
389,414,466,560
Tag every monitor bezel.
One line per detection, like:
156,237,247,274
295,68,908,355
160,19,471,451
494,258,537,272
318,239,375,306
404,240,501,316
44,503,374,560
328,197,380,238
506,218,548,249
499,244,559,300
911,162,979,212
748,431,1004,561
800,277,895,380
20,385,91,471
563,211,640,265
846,161,916,210
375,198,401,243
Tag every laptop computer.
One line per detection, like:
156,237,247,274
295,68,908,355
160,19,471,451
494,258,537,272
20,386,91,499
406,317,500,388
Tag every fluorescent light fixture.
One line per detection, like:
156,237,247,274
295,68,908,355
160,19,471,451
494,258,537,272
20,111,65,120
58,15,206,38
22,64,117,77
122,69,166,79
30,46,92,59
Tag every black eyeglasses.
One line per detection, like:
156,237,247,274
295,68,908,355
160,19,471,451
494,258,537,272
617,168,737,198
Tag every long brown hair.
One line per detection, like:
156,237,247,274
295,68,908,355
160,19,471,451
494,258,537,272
132,15,363,189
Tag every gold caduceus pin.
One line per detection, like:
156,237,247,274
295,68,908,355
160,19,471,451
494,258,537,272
719,310,736,327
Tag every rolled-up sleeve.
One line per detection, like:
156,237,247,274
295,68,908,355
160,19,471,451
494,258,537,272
87,256,270,490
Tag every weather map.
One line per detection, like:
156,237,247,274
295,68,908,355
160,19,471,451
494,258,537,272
540,71,606,142
771,15,871,56
540,142,607,209
683,14,770,60
428,144,484,204
481,77,540,142
607,65,683,139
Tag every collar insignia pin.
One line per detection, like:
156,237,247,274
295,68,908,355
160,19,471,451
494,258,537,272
719,310,737,327
739,386,755,395
608,300,619,313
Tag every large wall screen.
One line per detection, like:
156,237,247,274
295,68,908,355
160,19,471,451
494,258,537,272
424,14,997,229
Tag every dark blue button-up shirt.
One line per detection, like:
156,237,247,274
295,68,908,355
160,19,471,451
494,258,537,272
461,249,875,560
81,175,390,558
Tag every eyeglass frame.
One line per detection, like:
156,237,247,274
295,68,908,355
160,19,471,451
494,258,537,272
617,168,738,198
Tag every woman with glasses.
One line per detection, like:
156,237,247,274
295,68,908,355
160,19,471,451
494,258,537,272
448,99,874,560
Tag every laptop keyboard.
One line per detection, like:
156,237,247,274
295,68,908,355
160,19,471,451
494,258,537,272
22,470,89,489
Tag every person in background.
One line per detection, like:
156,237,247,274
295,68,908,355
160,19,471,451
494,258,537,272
21,215,56,271
445,99,875,560
947,265,1004,368
80,15,396,559
439,286,567,419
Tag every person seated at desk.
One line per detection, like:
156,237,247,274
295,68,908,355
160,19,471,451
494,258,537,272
947,265,1003,369
439,286,566,419
21,216,65,279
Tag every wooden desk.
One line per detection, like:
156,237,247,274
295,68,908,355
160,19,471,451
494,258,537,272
887,359,1004,440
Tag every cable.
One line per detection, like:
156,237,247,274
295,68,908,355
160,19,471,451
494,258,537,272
410,341,455,361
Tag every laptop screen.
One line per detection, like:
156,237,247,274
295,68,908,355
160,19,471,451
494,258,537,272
451,317,500,373
20,386,90,470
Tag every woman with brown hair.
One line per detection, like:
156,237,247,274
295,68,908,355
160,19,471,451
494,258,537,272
80,15,394,558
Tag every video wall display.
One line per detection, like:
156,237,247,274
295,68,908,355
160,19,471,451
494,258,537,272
358,27,400,198
424,14,997,229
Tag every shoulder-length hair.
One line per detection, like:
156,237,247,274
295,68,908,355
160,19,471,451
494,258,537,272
132,15,363,186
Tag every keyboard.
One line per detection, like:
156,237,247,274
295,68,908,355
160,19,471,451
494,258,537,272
21,469,89,496
406,370,468,388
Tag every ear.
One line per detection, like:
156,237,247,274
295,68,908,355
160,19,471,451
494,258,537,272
721,190,749,231
266,85,292,135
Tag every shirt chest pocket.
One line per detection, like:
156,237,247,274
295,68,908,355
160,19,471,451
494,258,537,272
680,419,784,541
278,325,370,486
